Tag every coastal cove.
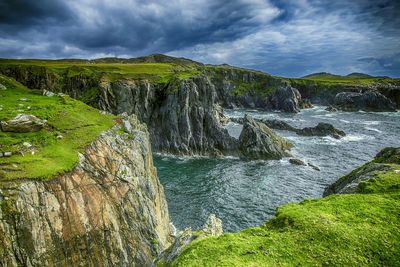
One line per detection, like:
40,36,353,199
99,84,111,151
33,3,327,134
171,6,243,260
155,106,400,232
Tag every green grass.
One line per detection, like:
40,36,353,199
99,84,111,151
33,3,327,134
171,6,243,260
171,158,400,266
0,74,115,183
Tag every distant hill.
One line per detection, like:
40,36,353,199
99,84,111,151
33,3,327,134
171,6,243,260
302,72,374,79
91,54,204,66
301,72,342,79
345,73,373,78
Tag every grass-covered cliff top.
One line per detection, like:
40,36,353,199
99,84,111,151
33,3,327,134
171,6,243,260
0,74,115,186
171,150,400,266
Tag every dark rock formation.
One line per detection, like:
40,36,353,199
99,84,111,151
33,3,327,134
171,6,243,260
267,82,303,112
1,114,47,133
239,115,293,160
308,163,321,171
232,118,346,139
334,90,396,112
0,115,172,266
296,123,346,139
289,158,306,166
325,105,337,112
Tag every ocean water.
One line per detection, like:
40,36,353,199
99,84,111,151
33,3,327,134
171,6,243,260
154,106,400,233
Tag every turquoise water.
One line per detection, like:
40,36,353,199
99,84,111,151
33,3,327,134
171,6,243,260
154,106,400,233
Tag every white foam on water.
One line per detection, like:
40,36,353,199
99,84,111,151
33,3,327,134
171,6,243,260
340,119,350,123
364,127,382,133
362,121,380,125
170,222,178,236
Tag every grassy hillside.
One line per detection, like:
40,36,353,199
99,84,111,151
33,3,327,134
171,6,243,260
171,150,400,266
0,74,115,184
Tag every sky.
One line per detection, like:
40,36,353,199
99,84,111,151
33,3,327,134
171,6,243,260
0,0,399,77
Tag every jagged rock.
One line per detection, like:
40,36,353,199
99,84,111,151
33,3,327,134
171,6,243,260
0,115,172,266
262,119,297,132
268,82,303,113
0,83,6,90
334,90,395,112
0,114,46,133
308,163,321,171
325,105,337,112
296,123,345,139
239,114,293,160
300,98,313,109
152,214,223,266
289,158,306,166
202,214,223,236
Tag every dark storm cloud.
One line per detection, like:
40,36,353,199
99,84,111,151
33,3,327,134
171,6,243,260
0,0,399,77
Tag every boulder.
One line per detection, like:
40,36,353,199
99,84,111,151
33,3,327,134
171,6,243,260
239,114,293,160
268,82,303,113
262,119,297,132
325,105,337,112
334,90,395,112
202,214,223,236
0,83,6,90
289,158,306,166
1,114,46,133
296,123,345,139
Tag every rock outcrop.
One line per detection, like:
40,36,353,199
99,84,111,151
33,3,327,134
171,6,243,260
267,82,304,112
153,214,223,266
0,115,172,266
231,118,346,139
1,114,47,133
296,122,346,139
333,90,396,112
239,115,293,160
323,147,400,196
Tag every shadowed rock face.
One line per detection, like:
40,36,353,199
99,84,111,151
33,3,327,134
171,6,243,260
334,91,396,112
0,115,172,267
267,82,303,113
239,115,293,160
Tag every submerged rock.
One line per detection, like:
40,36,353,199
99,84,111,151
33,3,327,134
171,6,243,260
334,90,395,112
325,105,337,112
0,113,47,133
239,114,293,160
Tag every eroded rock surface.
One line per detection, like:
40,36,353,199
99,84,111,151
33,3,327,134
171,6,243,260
1,114,47,133
334,90,396,112
0,115,172,267
239,115,293,160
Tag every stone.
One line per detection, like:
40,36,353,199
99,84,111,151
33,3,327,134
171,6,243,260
23,142,32,148
202,214,223,236
43,89,55,97
308,163,321,171
296,123,346,139
325,105,337,112
0,152,3,157
334,90,395,112
268,81,303,113
1,114,46,133
239,114,293,160
289,158,306,166
56,135,63,139
19,97,27,101
0,83,6,90
18,104,24,107
4,152,12,157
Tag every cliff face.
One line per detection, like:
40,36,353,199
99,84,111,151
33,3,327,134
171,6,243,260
0,115,172,266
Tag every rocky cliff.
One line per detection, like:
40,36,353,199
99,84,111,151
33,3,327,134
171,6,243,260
0,115,172,266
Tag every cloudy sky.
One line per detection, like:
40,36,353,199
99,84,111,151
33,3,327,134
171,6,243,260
0,0,399,77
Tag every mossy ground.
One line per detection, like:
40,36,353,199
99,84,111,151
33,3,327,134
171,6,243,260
0,74,115,183
172,158,400,266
